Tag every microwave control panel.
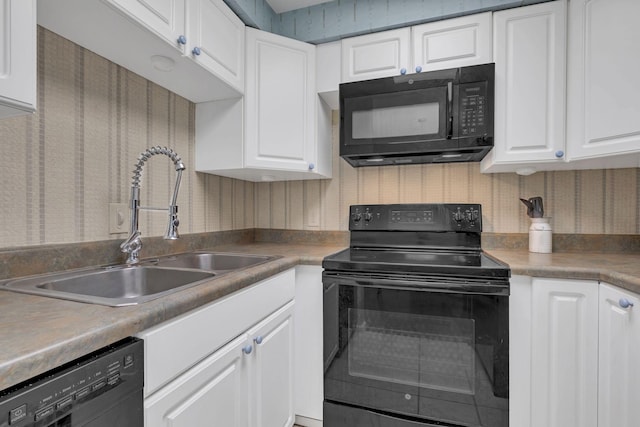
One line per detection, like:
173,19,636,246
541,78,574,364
459,82,488,137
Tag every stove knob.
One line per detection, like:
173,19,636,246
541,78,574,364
364,212,373,222
352,213,362,223
453,208,464,223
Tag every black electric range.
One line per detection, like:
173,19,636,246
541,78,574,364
322,204,511,427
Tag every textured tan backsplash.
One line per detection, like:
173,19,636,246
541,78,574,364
0,28,638,251
0,28,254,249
256,109,640,234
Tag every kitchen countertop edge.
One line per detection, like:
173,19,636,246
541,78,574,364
2,244,640,391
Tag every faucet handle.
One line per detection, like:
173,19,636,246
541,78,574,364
164,205,180,240
121,231,142,263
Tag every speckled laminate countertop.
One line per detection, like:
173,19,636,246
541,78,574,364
1,242,639,392
485,249,640,293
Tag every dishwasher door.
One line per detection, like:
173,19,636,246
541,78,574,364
0,337,144,427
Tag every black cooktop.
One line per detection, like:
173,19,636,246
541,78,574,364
323,203,510,280
322,247,509,279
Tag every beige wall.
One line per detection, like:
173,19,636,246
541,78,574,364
256,110,640,235
1,29,638,250
0,28,254,249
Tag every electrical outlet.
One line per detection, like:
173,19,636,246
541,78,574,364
109,203,128,234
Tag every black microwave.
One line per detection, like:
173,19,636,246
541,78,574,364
340,63,494,167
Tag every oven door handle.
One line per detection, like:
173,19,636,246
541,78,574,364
322,271,509,296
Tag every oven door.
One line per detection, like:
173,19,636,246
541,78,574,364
323,271,509,427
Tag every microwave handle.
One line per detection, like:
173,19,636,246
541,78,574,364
447,82,453,139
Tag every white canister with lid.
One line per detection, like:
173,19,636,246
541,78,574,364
529,217,552,253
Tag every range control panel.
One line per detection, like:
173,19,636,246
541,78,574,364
349,203,482,232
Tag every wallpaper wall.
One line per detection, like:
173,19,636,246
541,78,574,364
1,28,638,251
256,111,640,234
0,28,254,249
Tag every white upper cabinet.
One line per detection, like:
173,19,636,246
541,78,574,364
598,283,640,427
412,12,492,72
196,27,332,182
37,0,243,102
245,28,317,173
107,0,186,50
481,0,566,174
0,0,36,119
341,28,411,82
187,0,244,91
566,0,640,161
341,14,492,83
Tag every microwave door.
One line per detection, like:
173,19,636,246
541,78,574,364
343,86,448,148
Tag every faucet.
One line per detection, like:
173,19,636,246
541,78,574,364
120,146,186,264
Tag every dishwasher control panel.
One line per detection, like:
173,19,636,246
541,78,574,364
0,337,143,427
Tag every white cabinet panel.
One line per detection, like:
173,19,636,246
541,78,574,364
481,0,566,173
38,0,241,102
509,275,532,427
412,12,492,72
195,27,331,182
598,283,640,427
0,0,36,118
245,28,316,173
294,266,324,423
566,0,640,160
107,0,186,50
138,269,294,396
187,0,244,92
341,28,411,82
248,301,295,427
530,278,598,427
144,335,249,427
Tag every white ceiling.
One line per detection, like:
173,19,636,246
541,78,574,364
266,0,333,14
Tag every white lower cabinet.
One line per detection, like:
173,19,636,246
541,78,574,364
530,278,598,427
248,302,295,427
598,283,640,427
511,276,640,427
145,334,250,426
137,269,295,427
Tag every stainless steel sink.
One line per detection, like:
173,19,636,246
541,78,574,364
0,252,277,306
1,266,216,306
141,252,275,272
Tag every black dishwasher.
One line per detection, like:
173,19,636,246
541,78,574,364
0,337,143,427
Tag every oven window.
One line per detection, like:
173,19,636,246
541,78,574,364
348,308,476,395
352,103,440,139
324,278,509,427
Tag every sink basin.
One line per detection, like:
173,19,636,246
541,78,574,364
142,252,275,271
1,266,215,306
0,252,278,306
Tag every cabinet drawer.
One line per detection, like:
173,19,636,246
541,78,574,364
138,269,295,396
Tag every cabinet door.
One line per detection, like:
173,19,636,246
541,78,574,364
341,28,410,82
530,278,598,427
482,0,566,172
411,12,492,72
598,283,640,427
107,0,186,50
0,0,36,118
187,0,244,92
566,0,640,160
248,301,295,427
245,28,316,173
144,335,250,427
